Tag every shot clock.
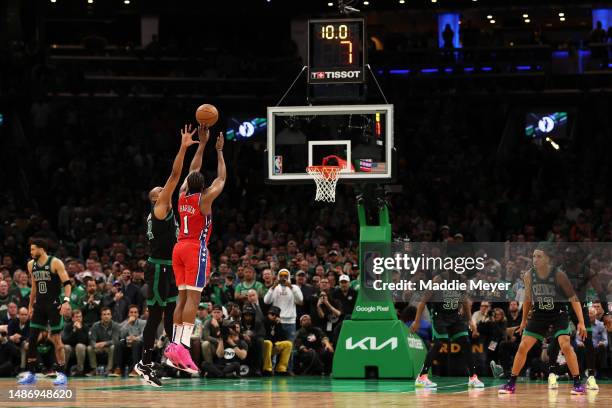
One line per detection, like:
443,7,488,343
308,18,365,84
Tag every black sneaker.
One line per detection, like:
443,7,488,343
134,360,162,387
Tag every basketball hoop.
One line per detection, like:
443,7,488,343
306,166,341,202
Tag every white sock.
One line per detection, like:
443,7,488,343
172,324,183,344
180,323,194,348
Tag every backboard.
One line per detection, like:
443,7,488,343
266,104,394,183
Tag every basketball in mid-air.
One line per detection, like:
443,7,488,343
195,104,219,127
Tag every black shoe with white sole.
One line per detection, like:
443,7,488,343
135,360,162,387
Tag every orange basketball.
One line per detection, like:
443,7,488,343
195,104,218,127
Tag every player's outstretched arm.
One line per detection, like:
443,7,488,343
201,132,226,213
189,125,209,173
157,125,198,218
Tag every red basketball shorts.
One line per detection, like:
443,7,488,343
172,240,210,291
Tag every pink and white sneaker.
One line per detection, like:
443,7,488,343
164,343,179,364
165,343,199,374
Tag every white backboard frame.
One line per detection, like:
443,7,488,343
267,104,394,182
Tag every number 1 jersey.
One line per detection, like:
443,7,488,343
177,192,212,243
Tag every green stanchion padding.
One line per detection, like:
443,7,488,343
332,320,426,378
332,203,426,378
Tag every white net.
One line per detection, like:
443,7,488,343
306,166,341,203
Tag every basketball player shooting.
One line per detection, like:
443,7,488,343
164,130,226,373
134,124,201,386
18,238,72,386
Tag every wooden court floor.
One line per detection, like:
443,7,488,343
0,377,610,408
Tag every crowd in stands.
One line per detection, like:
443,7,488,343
1,14,612,381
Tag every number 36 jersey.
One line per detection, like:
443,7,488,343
32,256,61,302
177,192,212,243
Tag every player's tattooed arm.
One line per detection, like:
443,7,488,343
557,269,587,339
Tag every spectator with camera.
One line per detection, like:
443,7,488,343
294,314,334,375
201,320,247,378
82,279,103,326
201,304,225,365
262,306,292,376
87,307,120,376
240,304,265,376
264,269,303,343
62,309,89,376
332,275,357,316
115,305,146,377
315,287,343,340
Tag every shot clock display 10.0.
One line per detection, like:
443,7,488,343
308,18,365,84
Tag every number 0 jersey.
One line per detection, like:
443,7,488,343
177,192,212,243
32,256,62,301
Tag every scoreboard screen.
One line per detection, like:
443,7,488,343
308,18,365,84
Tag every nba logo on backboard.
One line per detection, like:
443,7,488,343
274,155,283,175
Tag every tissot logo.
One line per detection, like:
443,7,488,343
346,337,398,350
311,70,362,80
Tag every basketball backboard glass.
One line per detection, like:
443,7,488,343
267,104,394,182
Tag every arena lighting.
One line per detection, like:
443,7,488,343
525,19,531,23
363,1,369,5
523,14,529,18
399,0,405,4
559,12,565,17
487,15,492,19
490,19,495,24
87,0,93,3
328,2,334,6
431,0,437,3
546,137,560,150
560,17,565,21
50,0,56,3
124,0,130,3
